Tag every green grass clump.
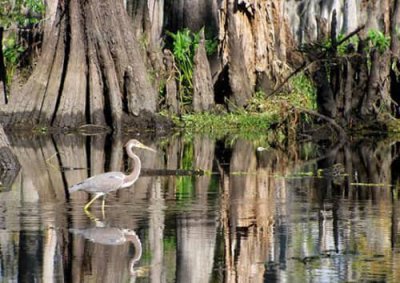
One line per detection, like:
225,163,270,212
289,73,317,110
166,28,219,113
180,112,280,141
2,34,25,85
367,29,390,54
166,28,199,110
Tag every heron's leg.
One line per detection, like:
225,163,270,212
84,193,103,211
101,195,106,219
84,209,101,223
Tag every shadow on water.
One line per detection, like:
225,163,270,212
0,133,400,282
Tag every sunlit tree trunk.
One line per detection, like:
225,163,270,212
360,0,391,116
1,0,157,130
217,0,292,108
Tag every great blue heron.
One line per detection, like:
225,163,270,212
69,139,156,211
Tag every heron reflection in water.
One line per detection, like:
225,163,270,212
69,219,143,276
68,139,156,212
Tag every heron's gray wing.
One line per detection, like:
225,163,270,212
69,172,125,194
69,227,126,245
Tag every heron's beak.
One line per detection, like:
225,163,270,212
125,140,157,152
139,144,156,152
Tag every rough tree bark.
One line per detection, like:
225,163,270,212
218,0,292,108
126,0,164,46
0,0,157,130
360,0,391,117
192,31,214,112
165,0,218,33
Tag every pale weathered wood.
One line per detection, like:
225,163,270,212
163,50,179,115
192,31,214,112
166,0,218,32
218,0,291,108
53,0,87,128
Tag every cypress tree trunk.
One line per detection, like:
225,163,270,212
360,0,391,117
217,0,292,108
0,0,157,130
165,0,218,33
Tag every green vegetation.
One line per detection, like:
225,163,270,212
336,33,359,55
181,112,277,138
176,142,194,199
166,28,200,111
367,29,390,54
1,0,45,85
2,35,25,85
177,73,316,139
205,36,218,56
0,0,45,27
166,28,218,112
320,29,390,56
288,73,317,110
319,32,359,56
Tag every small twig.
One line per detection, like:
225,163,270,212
336,25,365,47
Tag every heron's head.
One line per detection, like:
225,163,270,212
125,139,156,152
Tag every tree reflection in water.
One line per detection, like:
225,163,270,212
0,134,399,282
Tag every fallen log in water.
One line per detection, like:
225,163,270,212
141,168,205,176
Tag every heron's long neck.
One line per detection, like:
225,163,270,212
127,233,142,276
123,147,141,187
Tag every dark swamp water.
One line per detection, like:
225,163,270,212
0,133,400,282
